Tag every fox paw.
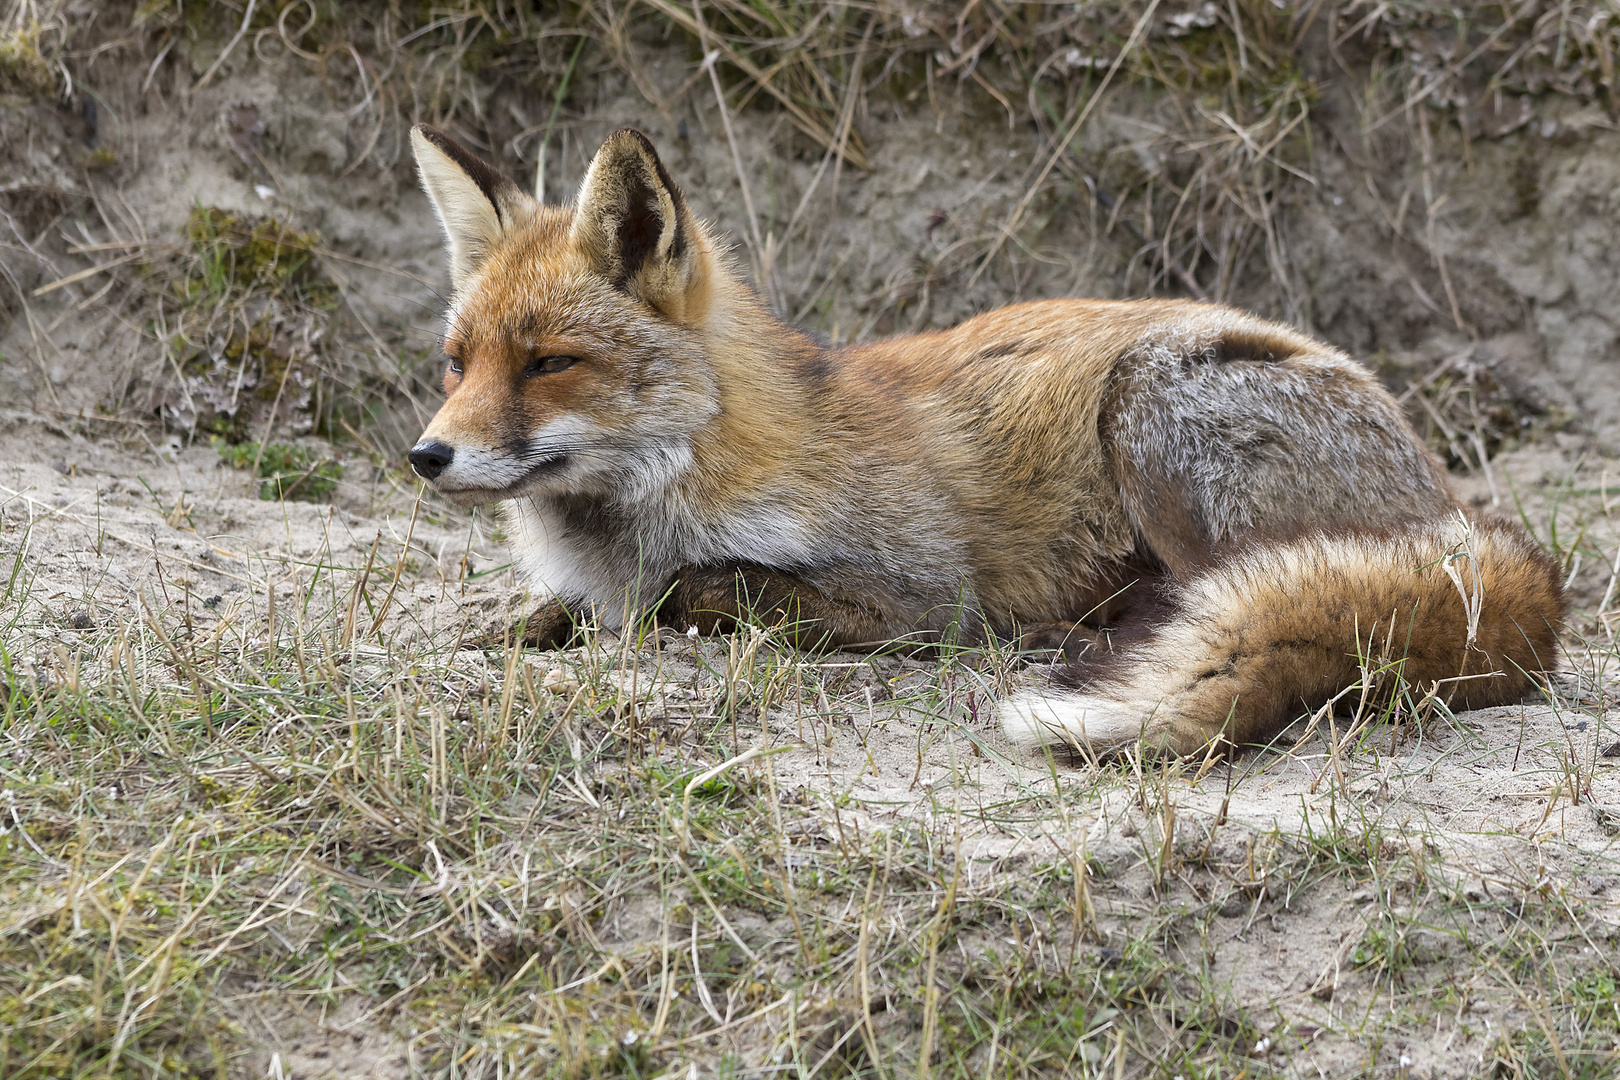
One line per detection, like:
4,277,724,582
462,598,581,651
1015,621,1106,661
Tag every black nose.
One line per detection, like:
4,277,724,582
408,440,454,481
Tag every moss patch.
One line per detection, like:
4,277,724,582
0,20,54,95
214,438,342,502
180,206,336,308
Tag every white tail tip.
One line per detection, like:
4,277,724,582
998,691,1153,756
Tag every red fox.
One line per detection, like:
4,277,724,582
406,123,1565,757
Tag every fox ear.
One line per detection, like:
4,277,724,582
411,124,531,291
570,129,702,319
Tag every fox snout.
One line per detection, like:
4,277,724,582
403,420,601,506
408,440,454,481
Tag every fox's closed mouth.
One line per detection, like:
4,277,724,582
478,453,571,494
512,452,570,487
420,453,571,502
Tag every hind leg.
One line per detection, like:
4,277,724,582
1100,317,1455,569
1016,621,1107,661
1002,313,1475,758
1019,550,1166,660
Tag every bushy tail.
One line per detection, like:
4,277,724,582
1000,514,1566,758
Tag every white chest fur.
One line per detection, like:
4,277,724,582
504,492,820,630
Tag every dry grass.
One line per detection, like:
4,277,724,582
1,478,1618,1076
2,1,1620,1076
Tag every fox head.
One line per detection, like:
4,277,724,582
406,125,729,506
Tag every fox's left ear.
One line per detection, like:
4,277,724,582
411,124,533,291
570,129,704,321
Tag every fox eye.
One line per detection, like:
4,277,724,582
446,355,464,375
526,355,578,377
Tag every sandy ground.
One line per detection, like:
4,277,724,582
4,406,1618,1076
7,415,1614,848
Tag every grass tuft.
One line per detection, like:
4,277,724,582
213,438,343,502
0,15,52,94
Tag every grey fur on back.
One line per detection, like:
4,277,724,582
1102,315,1454,572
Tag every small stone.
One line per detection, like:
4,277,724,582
541,668,582,695
68,609,95,630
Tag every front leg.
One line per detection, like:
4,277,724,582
466,596,584,651
663,564,913,649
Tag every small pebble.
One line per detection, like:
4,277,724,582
542,668,582,695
